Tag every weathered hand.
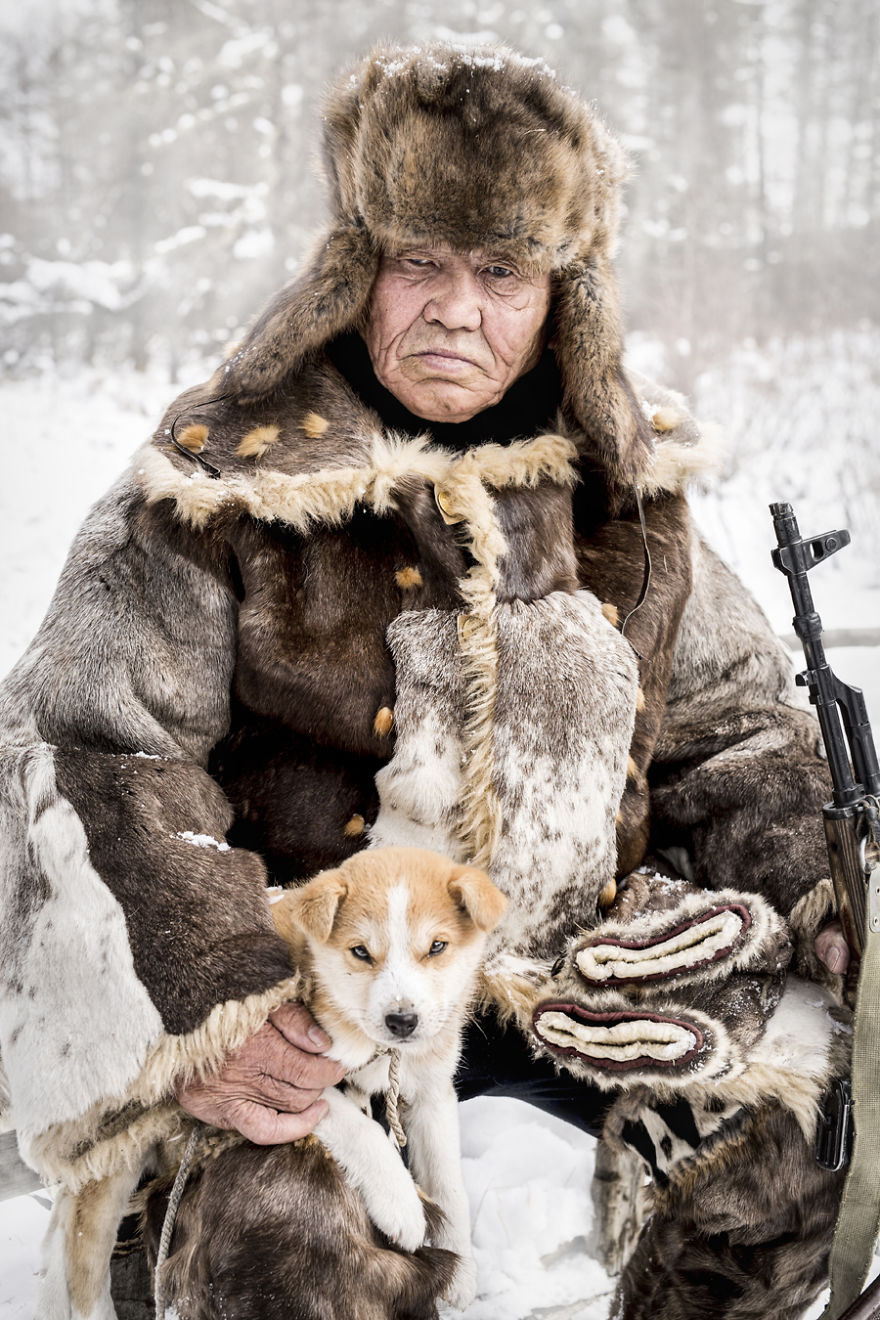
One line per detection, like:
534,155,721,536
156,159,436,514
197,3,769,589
175,1002,345,1144
814,920,851,975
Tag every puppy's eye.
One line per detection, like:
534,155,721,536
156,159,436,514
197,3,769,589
350,945,372,962
428,940,448,956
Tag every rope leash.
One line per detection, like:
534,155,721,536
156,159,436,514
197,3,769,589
385,1048,407,1149
154,1122,204,1320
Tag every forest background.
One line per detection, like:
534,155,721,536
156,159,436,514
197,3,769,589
2,0,879,627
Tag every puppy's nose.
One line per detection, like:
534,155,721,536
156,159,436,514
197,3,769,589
385,1011,418,1038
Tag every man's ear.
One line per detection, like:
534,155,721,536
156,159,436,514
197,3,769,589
448,866,508,933
280,870,348,944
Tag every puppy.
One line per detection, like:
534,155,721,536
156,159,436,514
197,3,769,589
271,845,508,1307
147,845,508,1319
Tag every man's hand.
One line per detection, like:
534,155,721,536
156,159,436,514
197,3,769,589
175,1002,345,1145
815,920,851,976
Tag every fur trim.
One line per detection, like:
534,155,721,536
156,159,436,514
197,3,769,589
789,875,842,986
220,225,379,402
25,975,300,1192
642,420,725,498
141,414,707,544
138,432,583,534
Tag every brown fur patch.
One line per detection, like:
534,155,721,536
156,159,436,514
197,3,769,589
301,411,329,439
236,424,280,458
143,1138,458,1320
53,750,292,1036
602,601,620,627
576,493,693,877
598,878,617,910
613,1101,844,1319
176,423,209,453
395,565,424,589
343,813,365,838
651,407,682,433
373,706,394,738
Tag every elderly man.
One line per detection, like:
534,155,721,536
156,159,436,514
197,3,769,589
0,42,846,1320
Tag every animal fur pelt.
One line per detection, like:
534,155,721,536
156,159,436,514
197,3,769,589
142,1137,457,1320
591,967,849,1317
608,1085,846,1319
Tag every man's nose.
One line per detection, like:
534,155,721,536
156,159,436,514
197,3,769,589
423,269,483,331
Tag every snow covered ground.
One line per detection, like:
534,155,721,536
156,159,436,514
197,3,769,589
1,363,878,1318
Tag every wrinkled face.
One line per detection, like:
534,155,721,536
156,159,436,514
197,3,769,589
363,245,552,423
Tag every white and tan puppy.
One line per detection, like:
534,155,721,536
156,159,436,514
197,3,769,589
270,845,508,1310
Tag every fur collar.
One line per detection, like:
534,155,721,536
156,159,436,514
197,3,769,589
139,357,722,534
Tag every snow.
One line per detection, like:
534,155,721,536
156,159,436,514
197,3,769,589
174,831,232,851
1,357,878,1318
0,1192,52,1320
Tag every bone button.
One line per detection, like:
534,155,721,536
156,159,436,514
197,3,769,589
597,878,617,910
434,487,465,524
344,814,365,838
373,706,394,737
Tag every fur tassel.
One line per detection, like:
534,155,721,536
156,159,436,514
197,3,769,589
553,257,657,494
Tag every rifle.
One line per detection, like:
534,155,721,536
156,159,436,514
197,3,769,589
770,502,880,967
770,501,880,1320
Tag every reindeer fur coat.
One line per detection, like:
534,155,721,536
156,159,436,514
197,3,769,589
0,43,839,1318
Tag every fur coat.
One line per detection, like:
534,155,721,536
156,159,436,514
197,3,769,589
0,43,839,1317
0,349,834,1193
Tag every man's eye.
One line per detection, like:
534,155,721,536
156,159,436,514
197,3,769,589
404,257,434,268
350,945,372,961
428,940,448,956
485,265,515,279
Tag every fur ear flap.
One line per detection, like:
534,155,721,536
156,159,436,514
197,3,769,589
282,870,349,944
221,226,379,402
553,254,656,502
448,866,508,933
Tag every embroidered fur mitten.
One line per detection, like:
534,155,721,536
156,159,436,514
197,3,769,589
531,869,793,1089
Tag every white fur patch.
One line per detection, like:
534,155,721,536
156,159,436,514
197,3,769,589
576,908,745,983
0,747,163,1149
534,1011,698,1063
748,976,837,1082
369,654,466,860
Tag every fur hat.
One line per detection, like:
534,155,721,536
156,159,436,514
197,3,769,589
223,43,655,494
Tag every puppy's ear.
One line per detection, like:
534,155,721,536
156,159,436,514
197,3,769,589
282,870,348,943
448,866,508,933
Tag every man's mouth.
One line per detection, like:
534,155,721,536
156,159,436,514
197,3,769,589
411,349,478,369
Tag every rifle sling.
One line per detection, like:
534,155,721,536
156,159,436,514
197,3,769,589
823,915,880,1319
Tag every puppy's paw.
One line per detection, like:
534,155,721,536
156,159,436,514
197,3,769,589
364,1169,427,1252
443,1253,477,1310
